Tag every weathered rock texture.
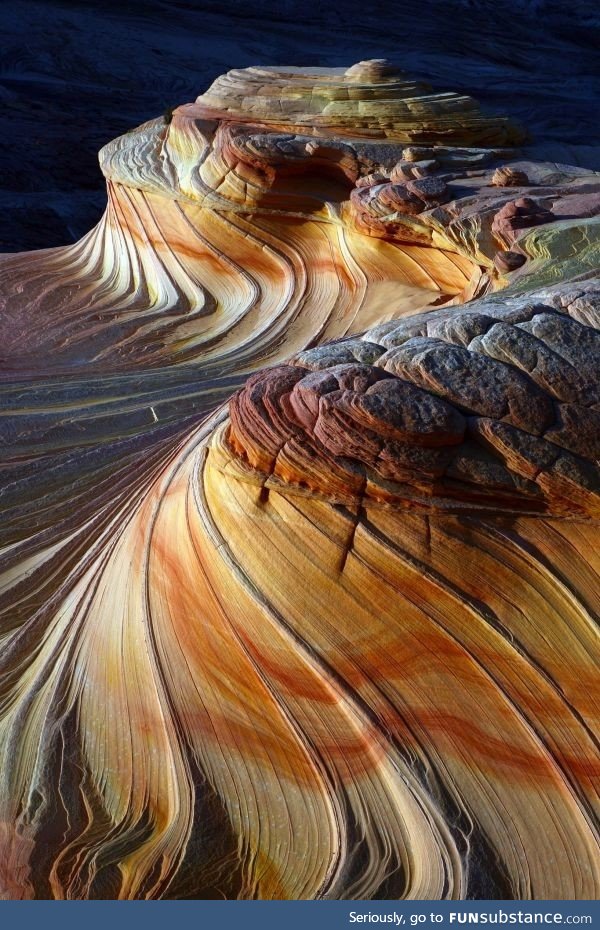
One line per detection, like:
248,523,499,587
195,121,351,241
229,293,600,518
4,0,599,253
0,63,598,901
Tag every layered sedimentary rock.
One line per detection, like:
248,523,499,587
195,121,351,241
4,0,600,254
0,63,599,900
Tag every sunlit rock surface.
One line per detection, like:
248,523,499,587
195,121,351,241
2,0,599,252
0,62,598,900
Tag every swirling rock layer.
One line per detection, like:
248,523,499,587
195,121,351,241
194,62,524,145
0,63,598,900
4,0,600,253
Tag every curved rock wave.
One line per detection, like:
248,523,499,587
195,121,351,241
0,63,599,900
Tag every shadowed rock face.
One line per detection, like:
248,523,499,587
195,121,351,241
0,62,599,901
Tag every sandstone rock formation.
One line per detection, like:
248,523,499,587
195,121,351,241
4,0,599,253
0,62,598,900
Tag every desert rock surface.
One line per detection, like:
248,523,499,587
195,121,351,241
0,60,598,900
